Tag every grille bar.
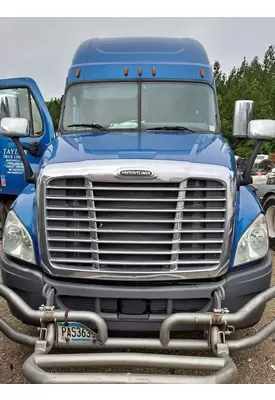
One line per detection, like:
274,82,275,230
46,206,226,213
47,227,225,233
46,217,225,223
47,185,226,192
49,258,220,265
49,248,222,255
48,238,223,244
46,196,226,202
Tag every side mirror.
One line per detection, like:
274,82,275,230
248,119,275,141
232,100,254,138
0,116,34,184
0,117,30,137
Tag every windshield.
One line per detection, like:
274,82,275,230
61,81,218,133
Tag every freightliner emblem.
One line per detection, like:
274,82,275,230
118,169,154,177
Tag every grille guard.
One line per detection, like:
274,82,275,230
1,282,275,384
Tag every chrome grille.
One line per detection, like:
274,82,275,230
45,177,227,275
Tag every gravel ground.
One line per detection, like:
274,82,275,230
0,253,275,384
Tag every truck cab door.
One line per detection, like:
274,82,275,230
0,77,55,195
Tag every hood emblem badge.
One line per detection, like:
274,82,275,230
117,169,155,178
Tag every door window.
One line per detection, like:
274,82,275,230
0,87,43,136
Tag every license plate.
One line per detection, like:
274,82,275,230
57,321,96,343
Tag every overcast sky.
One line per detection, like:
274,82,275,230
0,17,274,100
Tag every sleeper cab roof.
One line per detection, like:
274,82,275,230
67,37,213,84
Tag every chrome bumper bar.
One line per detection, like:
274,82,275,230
1,282,275,384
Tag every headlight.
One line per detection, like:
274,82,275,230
233,213,269,267
3,211,36,264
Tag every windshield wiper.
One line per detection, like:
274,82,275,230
145,126,195,133
67,123,110,132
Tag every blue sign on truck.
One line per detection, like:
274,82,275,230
0,37,275,384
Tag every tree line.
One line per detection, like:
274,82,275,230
46,45,275,157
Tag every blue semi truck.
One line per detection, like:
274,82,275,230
0,37,275,384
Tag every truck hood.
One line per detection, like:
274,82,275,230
41,131,236,172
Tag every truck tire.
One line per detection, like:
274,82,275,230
0,201,5,238
262,194,275,250
258,159,274,173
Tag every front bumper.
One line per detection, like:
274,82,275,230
0,250,273,331
1,279,275,384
